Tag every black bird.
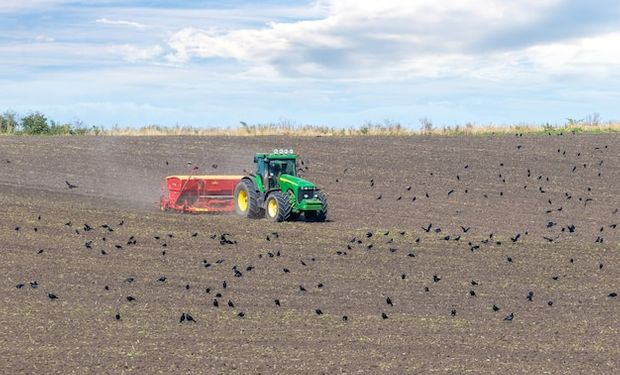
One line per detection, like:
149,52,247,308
48,293,58,300
179,313,196,323
115,313,121,320
213,299,219,307
30,281,38,289
608,292,617,298
527,291,534,301
460,226,470,233
503,312,514,321
228,300,235,308
126,296,136,302
381,312,389,320
274,299,281,306
451,309,456,316
386,296,393,306
315,309,323,315
342,315,348,321
470,280,479,286
432,274,441,283
469,290,476,297
211,164,218,169
65,180,78,189
511,233,521,242
237,312,245,318
299,285,307,292
448,189,455,196
422,223,432,233
492,304,500,312
158,276,167,282
192,232,198,237
283,268,290,273
16,283,25,289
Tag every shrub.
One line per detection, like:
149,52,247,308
0,111,18,133
21,112,50,134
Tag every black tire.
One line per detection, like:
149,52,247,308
265,191,292,222
234,179,263,219
305,191,328,222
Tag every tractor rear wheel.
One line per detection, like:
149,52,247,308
234,179,263,218
265,191,292,222
305,191,328,222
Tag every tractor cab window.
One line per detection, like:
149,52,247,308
268,159,296,177
266,159,296,188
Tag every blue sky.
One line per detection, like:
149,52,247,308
1,0,619,128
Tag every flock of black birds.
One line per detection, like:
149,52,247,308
5,135,619,331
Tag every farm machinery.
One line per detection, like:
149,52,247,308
160,149,328,222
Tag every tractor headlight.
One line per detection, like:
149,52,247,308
279,149,284,154
289,149,294,154
303,194,309,198
273,149,278,154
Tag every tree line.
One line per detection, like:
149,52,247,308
0,110,100,135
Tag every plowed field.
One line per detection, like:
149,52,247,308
1,135,618,373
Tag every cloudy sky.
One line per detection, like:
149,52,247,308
1,0,619,128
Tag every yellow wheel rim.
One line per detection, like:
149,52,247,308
267,198,278,217
237,190,248,212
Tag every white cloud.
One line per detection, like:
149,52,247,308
164,0,620,81
107,44,163,62
96,18,147,30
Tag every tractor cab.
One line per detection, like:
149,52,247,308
254,149,297,189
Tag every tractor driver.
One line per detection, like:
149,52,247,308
268,162,282,188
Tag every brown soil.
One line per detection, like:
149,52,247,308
0,135,618,374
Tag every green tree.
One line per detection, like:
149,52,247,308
21,112,50,134
0,110,18,133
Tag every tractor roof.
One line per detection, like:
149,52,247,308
256,150,297,160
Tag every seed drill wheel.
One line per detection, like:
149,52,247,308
234,180,263,218
265,191,292,222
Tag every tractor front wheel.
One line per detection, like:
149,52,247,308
305,191,328,222
265,191,292,222
234,180,263,218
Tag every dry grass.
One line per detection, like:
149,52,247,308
96,122,620,137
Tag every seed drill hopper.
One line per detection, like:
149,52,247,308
160,169,243,213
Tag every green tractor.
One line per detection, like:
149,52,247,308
234,149,328,222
